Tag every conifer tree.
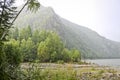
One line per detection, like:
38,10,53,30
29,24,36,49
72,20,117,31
0,0,40,79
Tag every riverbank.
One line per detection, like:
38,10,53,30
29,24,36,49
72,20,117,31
21,63,120,80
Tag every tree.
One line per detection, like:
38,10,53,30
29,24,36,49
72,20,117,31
19,26,32,40
70,49,81,62
3,39,22,80
37,41,50,62
0,0,17,41
20,38,36,62
32,29,40,44
4,39,22,66
0,0,40,41
39,30,50,42
0,0,40,79
0,0,18,79
37,31,64,62
10,27,19,40
27,26,32,38
61,48,71,62
19,28,26,40
0,42,6,80
25,38,36,62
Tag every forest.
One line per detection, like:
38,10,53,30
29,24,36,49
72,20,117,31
1,0,120,80
7,26,81,63
0,0,82,79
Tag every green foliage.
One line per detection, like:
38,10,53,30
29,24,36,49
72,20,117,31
61,48,71,62
0,39,23,80
39,30,50,42
0,0,17,79
37,31,64,62
70,49,81,62
10,27,19,40
37,41,50,62
0,0,17,40
9,27,81,63
0,42,5,65
32,29,40,44
0,41,7,80
16,64,78,80
0,0,40,79
19,26,32,40
4,39,22,66
20,38,36,62
57,60,65,64
26,0,40,12
14,4,120,59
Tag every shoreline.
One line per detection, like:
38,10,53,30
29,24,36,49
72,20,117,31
21,63,120,79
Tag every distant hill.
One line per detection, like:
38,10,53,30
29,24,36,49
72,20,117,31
14,6,120,59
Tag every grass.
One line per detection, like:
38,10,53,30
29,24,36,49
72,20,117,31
19,63,120,80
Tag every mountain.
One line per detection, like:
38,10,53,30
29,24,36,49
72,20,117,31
14,6,120,59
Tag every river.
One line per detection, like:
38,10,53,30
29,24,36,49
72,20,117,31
86,59,120,67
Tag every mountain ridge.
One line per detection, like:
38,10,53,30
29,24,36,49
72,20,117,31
14,6,120,59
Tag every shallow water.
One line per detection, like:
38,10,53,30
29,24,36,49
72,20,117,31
86,59,120,67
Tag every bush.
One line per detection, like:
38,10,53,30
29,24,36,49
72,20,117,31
57,60,64,64
4,40,22,66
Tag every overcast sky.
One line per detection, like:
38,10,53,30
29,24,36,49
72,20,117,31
16,0,120,42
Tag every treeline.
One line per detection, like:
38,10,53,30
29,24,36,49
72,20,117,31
6,26,81,62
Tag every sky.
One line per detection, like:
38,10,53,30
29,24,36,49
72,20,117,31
16,0,120,42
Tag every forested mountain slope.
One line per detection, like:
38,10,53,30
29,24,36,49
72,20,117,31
14,6,120,59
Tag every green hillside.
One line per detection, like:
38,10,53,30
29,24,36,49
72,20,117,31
14,6,120,59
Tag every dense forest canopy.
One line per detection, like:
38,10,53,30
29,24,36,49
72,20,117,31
9,27,81,62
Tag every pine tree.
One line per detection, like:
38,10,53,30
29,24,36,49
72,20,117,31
0,0,17,41
0,0,40,79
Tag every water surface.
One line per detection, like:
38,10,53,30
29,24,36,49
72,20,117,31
86,59,120,67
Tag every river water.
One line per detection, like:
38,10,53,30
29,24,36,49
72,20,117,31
86,59,120,67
